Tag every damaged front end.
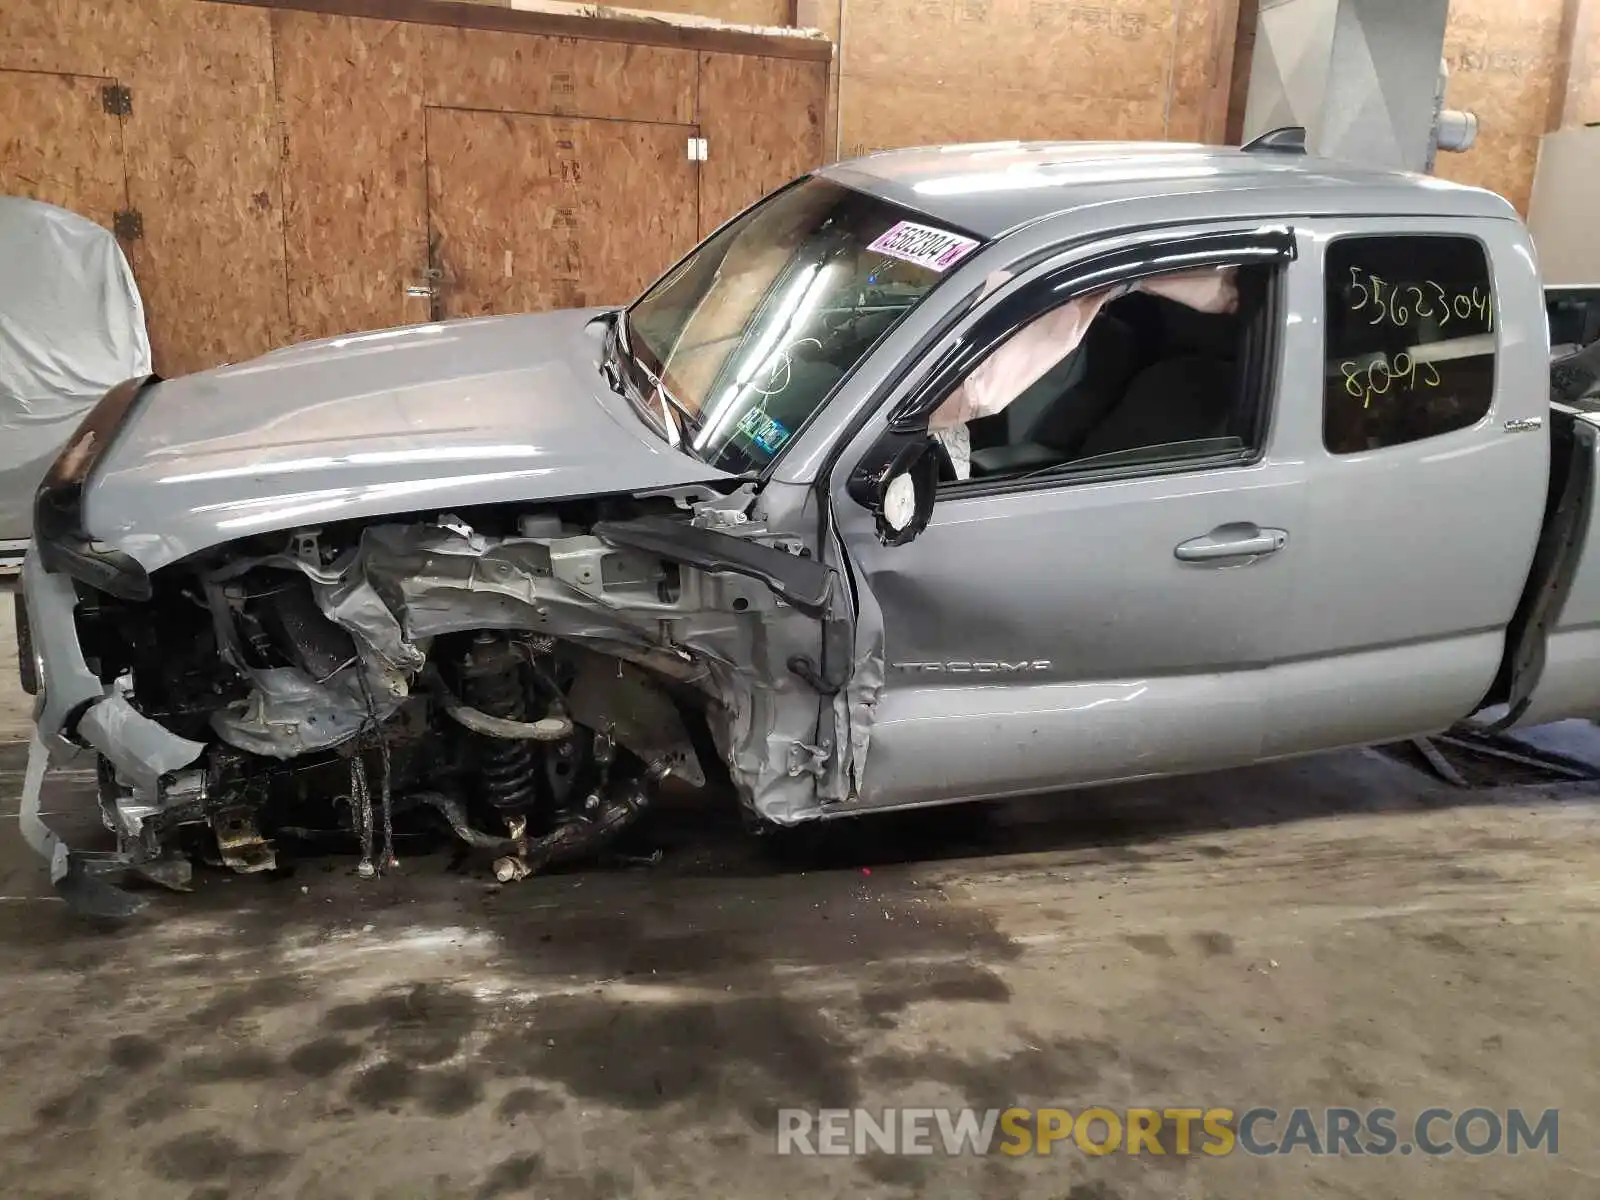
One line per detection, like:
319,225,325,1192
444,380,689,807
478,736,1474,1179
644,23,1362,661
21,490,850,915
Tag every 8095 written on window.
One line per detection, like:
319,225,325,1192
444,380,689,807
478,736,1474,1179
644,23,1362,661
1323,236,1496,455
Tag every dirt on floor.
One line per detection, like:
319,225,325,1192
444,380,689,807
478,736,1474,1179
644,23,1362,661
0,612,1597,1199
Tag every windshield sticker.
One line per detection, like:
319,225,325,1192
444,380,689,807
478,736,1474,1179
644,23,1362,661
737,408,791,455
868,221,980,273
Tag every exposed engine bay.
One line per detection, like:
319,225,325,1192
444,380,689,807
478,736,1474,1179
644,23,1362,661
42,490,848,908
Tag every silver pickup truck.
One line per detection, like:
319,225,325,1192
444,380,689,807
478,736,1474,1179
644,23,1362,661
17,132,1600,913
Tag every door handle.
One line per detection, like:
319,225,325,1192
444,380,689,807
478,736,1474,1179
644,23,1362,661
1174,524,1287,563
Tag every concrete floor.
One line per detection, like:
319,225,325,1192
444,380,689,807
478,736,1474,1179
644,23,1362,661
1,603,1598,1198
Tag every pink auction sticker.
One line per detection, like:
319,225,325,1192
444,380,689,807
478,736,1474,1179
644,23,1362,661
867,220,980,273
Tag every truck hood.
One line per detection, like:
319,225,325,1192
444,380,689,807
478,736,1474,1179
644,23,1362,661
79,309,733,571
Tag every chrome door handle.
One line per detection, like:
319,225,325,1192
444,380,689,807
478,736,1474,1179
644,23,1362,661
1174,524,1287,562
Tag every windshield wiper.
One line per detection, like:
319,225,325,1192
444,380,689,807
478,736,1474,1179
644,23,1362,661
606,312,705,460
600,311,633,393
656,385,702,446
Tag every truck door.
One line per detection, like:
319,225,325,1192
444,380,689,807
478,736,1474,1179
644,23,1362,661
826,226,1305,811
1260,219,1549,756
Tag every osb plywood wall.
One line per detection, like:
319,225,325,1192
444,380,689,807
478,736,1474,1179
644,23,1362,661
1,0,287,376
621,0,1238,162
830,0,1236,155
272,10,715,342
455,0,793,22
1435,0,1566,216
712,0,1586,219
644,0,787,18
0,0,826,375
1568,13,1600,122
806,0,1571,216
1223,0,1255,143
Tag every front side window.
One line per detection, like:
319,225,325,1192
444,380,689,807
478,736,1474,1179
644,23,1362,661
624,178,982,473
1323,235,1496,454
925,263,1274,484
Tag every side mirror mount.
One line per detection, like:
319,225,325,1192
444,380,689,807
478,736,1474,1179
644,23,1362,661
847,430,939,546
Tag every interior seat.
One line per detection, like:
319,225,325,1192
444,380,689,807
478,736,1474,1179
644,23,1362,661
968,313,1138,476
1073,355,1236,459
1072,299,1241,461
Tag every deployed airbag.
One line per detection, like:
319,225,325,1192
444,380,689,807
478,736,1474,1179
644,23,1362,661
932,267,1240,430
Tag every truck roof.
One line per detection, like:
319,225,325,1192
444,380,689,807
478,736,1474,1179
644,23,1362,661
818,141,1518,239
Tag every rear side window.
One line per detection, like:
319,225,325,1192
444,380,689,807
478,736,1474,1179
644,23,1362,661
1323,235,1496,454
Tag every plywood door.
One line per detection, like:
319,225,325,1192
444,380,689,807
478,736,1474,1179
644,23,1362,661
0,69,127,228
426,108,699,318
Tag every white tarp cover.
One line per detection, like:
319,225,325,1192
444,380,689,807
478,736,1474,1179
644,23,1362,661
0,195,150,543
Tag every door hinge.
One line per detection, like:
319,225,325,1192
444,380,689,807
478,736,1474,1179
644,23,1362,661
113,210,143,241
786,740,830,778
686,136,708,162
102,85,132,116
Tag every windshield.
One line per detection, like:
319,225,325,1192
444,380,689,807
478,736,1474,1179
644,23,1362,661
623,177,982,472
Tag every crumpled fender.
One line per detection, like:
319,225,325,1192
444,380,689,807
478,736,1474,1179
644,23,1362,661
23,553,105,750
23,551,205,782
78,692,205,794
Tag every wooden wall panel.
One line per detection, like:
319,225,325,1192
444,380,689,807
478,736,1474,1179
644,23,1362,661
794,0,841,158
697,52,825,234
1166,0,1239,144
840,78,1163,155
424,26,696,122
0,0,825,370
0,0,149,76
426,107,698,313
0,1,287,374
636,0,791,22
275,11,431,341
120,0,288,374
453,0,795,30
1571,6,1600,124
836,0,1179,157
0,70,127,227
1439,0,1566,215
1546,0,1593,129
1223,0,1256,145
472,0,793,23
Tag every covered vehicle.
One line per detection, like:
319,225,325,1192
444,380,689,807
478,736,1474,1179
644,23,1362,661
0,196,151,572
18,134,1600,915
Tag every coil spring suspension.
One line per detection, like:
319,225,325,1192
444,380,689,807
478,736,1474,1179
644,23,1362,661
460,632,540,812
